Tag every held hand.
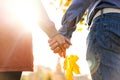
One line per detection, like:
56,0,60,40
48,33,71,58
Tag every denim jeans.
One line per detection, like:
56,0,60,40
86,13,120,80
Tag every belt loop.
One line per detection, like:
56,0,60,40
101,9,104,18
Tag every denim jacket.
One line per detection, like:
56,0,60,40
59,0,120,39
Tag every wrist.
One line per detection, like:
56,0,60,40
49,32,59,39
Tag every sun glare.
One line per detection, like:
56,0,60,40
5,0,41,32
6,0,58,70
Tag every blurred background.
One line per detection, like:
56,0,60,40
21,0,91,80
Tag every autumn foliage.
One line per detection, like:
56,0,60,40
63,55,80,80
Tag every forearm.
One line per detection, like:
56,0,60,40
38,0,58,38
59,0,93,39
39,20,58,38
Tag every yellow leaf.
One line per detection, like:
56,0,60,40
77,27,83,32
72,64,80,74
59,0,63,6
69,55,79,63
66,67,73,80
64,0,71,7
63,55,80,80
64,56,73,80
79,18,84,25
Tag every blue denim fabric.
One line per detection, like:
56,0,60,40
87,13,120,80
59,0,120,39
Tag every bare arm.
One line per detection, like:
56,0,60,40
36,0,58,38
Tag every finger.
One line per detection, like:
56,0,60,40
56,38,71,49
56,50,63,57
58,50,66,58
62,50,66,58
63,43,70,49
65,38,72,45
59,52,63,57
53,46,61,53
48,39,57,46
59,47,66,58
55,47,64,57
51,42,59,50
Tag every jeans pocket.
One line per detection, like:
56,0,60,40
87,51,101,75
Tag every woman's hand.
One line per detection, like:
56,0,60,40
48,33,71,58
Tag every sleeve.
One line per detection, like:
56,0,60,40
59,0,93,39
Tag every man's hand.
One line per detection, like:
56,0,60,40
48,33,71,58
